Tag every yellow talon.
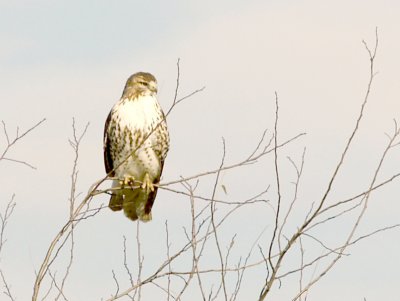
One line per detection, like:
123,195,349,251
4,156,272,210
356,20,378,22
121,176,135,187
141,173,154,193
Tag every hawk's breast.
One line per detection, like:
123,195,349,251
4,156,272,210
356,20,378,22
106,95,169,181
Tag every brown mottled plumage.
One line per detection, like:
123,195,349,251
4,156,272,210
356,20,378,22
103,72,169,221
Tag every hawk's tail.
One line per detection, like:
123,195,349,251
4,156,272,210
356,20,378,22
109,184,159,222
122,188,154,221
109,194,123,211
122,188,141,221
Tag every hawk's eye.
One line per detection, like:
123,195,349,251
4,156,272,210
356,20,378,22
140,81,148,86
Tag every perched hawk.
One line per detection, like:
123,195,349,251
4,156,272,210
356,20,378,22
103,72,169,221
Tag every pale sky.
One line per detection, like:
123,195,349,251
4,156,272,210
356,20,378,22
1,1,400,300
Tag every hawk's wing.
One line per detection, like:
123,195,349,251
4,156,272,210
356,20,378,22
103,111,115,176
144,157,165,215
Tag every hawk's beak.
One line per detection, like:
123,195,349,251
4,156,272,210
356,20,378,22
149,82,158,93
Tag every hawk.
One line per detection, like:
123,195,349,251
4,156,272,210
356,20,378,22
103,72,169,221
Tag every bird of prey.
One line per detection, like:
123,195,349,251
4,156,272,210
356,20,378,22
103,72,169,221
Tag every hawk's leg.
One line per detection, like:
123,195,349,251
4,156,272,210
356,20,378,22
141,173,154,193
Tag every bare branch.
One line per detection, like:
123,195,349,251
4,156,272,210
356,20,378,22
122,236,134,287
258,28,382,301
268,91,282,269
0,270,15,301
210,138,228,301
0,196,16,301
32,120,92,301
134,222,143,301
161,132,305,187
0,118,46,169
111,270,120,298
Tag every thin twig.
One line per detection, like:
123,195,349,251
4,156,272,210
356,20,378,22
210,138,228,301
0,118,46,169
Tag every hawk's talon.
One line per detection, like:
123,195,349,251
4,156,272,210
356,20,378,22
120,176,136,188
141,173,154,193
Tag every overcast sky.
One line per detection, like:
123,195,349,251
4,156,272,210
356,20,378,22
1,1,400,300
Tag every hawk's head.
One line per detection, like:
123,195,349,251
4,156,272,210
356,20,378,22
122,72,158,99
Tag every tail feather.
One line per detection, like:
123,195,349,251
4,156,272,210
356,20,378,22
108,180,123,211
109,194,123,211
122,188,141,221
127,188,151,222
109,183,160,222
